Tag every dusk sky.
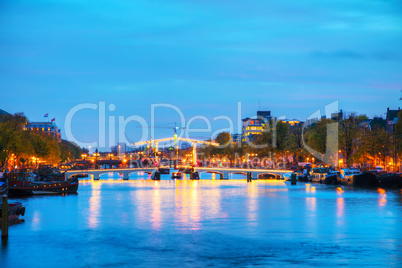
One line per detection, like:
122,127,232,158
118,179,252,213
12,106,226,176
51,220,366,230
1,0,401,150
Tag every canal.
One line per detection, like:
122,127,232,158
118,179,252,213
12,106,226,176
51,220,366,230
1,173,402,267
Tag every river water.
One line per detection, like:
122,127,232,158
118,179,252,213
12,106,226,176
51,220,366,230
1,172,402,267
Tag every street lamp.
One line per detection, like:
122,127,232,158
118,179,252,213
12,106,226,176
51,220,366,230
93,152,100,169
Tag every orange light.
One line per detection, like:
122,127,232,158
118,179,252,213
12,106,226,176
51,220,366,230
377,188,386,195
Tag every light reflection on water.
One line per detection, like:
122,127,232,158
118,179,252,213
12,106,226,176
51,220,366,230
2,173,402,267
88,181,101,228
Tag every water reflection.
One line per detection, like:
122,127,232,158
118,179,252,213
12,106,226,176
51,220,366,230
31,210,41,231
378,188,387,207
88,181,101,228
150,181,161,230
201,180,222,219
336,187,344,194
306,197,316,212
189,181,201,230
336,197,345,225
174,181,202,230
305,184,316,193
247,182,258,227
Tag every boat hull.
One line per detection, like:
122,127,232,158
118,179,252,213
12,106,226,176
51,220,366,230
324,174,339,185
378,173,402,188
353,172,378,187
9,182,79,196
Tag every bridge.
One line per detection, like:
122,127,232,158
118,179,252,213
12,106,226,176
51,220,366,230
65,167,158,180
65,167,292,180
195,167,291,180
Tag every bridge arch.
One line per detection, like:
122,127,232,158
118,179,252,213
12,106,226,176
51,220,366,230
128,171,153,175
68,173,91,180
257,173,281,180
128,171,153,179
99,172,124,180
228,172,248,180
199,171,224,180
230,172,248,175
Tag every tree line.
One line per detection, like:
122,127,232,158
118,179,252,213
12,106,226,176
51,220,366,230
0,113,83,170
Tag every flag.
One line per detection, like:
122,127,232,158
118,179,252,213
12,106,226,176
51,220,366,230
44,113,49,117
51,118,55,122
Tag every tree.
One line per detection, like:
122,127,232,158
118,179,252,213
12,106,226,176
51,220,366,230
304,119,332,155
395,111,402,157
60,140,83,162
358,126,392,167
0,113,28,169
216,132,232,147
286,123,307,162
274,121,290,152
339,114,365,166
0,112,83,170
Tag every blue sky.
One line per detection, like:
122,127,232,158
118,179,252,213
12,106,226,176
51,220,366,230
1,0,401,149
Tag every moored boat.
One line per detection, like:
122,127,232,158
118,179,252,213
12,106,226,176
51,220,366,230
259,173,281,180
298,175,309,182
171,171,182,179
6,172,79,196
310,167,328,183
324,173,339,185
353,172,378,187
338,169,360,186
378,173,402,188
158,165,170,174
0,201,25,223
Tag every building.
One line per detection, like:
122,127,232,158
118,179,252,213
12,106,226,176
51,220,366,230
242,117,265,143
25,121,61,141
386,107,400,133
281,119,301,127
111,142,128,156
241,111,273,144
257,111,272,121
231,133,241,145
331,109,343,121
